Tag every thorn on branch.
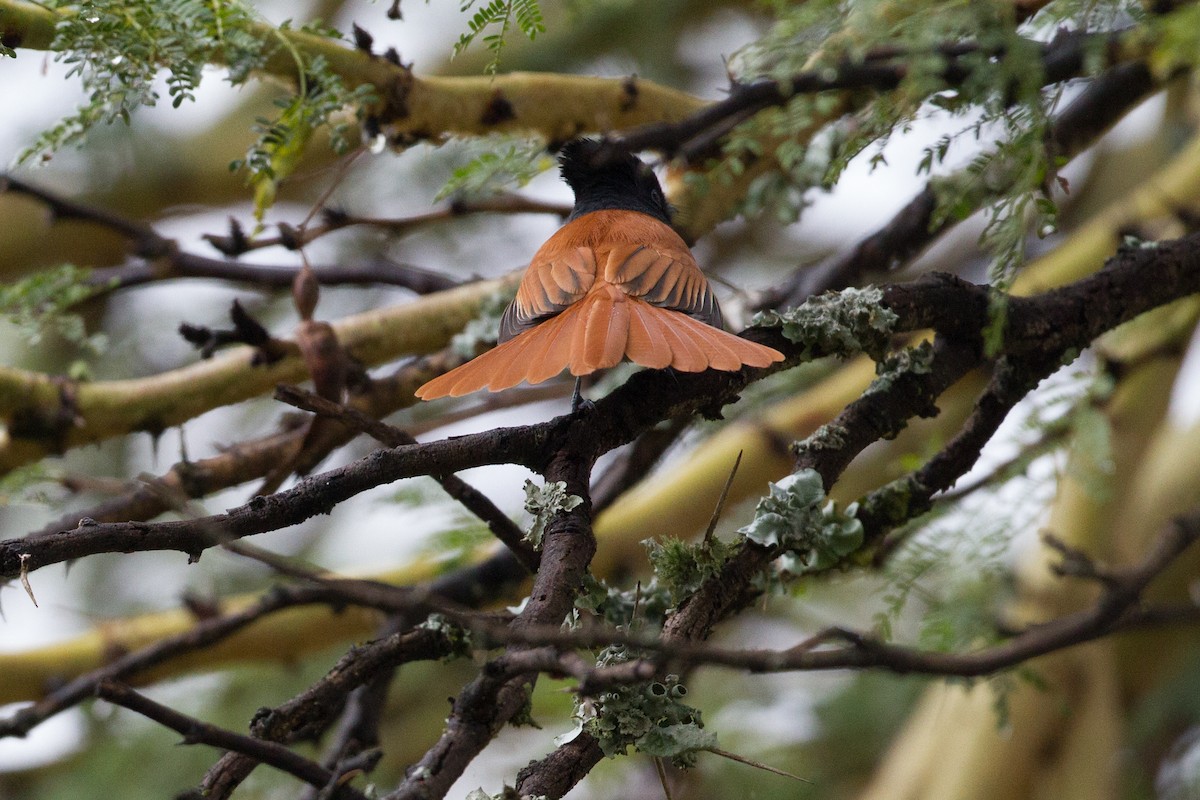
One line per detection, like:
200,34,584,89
1042,531,1118,586
382,47,409,69
295,321,348,403
788,626,866,655
181,591,221,620
277,222,304,251
620,76,639,112
704,747,812,783
351,23,374,55
703,450,743,544
19,553,38,607
179,300,287,364
293,264,320,322
204,217,250,257
321,206,350,227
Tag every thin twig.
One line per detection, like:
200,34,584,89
274,384,539,572
95,680,370,800
704,450,743,544
206,193,571,255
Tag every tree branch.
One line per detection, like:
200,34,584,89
203,194,570,256
604,29,1142,164
759,60,1157,307
6,232,1200,580
0,584,364,738
857,352,1062,553
1,174,475,296
386,440,598,799
195,623,456,800
0,0,707,140
509,512,1200,796
576,511,1200,685
0,273,517,472
95,680,372,800
274,384,539,572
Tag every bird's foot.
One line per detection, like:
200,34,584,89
570,377,594,414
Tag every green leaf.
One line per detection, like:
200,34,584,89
0,264,110,354
0,463,63,507
453,0,545,74
437,137,554,201
23,0,374,217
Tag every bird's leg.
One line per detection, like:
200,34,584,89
570,377,596,413
571,377,585,413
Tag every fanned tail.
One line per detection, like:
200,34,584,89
414,304,582,399
416,291,784,400
660,308,784,370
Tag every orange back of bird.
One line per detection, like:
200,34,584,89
415,210,783,400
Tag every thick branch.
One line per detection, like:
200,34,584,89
0,274,516,472
0,584,362,738
510,235,1200,798
0,0,707,140
386,443,598,800
1,419,549,577
857,353,1061,547
6,232,1200,580
606,30,1141,164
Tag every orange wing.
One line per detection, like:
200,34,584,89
499,246,596,340
500,211,721,339
416,210,784,400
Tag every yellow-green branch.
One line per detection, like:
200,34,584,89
0,0,705,142
0,276,513,473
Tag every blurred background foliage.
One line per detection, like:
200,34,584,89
1,0,1199,798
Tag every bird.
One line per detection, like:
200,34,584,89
415,139,785,404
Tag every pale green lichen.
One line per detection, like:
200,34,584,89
738,469,863,571
416,613,473,659
522,479,583,548
581,650,715,767
465,789,538,800
574,575,672,629
858,475,928,529
792,422,849,461
864,341,935,396
754,286,898,360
